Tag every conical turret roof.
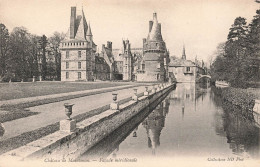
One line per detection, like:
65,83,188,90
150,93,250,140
148,13,163,41
73,8,88,40
86,22,92,36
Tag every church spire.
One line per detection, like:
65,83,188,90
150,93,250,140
182,45,186,60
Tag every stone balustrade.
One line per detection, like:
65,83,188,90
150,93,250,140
0,83,175,161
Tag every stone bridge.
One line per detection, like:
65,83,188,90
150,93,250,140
196,74,211,82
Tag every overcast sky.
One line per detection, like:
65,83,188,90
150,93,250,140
0,0,259,64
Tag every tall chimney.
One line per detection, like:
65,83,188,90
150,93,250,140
107,41,112,50
70,7,76,39
149,21,153,32
153,13,157,21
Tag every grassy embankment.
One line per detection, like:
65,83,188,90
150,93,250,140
0,81,151,154
0,91,147,155
0,82,136,123
220,87,260,110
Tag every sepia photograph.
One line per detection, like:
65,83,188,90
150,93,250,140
0,0,259,166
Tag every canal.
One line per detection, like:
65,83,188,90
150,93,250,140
78,83,260,161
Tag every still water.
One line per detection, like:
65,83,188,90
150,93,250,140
79,83,260,160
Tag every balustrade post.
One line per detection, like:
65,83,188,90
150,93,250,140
132,88,138,101
60,103,76,132
158,85,161,91
32,76,36,82
110,93,119,110
144,86,149,96
151,86,156,94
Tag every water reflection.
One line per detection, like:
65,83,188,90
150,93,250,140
78,89,171,160
142,99,169,155
222,101,260,158
168,83,207,114
77,83,260,160
210,87,260,158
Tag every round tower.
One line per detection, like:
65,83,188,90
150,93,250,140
139,13,168,82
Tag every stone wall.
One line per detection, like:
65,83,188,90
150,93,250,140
168,66,196,83
0,84,174,161
61,49,88,81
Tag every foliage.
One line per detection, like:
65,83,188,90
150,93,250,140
210,10,260,88
222,87,256,110
48,32,65,80
210,43,230,81
0,23,65,82
7,27,34,81
246,9,260,81
0,23,10,80
39,35,48,80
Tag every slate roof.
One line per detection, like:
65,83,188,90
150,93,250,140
169,57,196,67
101,47,114,65
64,7,93,44
147,13,163,41
112,49,124,62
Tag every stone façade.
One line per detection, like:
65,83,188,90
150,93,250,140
60,7,110,81
136,13,169,82
60,7,172,82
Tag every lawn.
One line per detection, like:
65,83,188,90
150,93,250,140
0,81,132,101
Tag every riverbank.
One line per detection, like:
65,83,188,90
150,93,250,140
215,86,260,110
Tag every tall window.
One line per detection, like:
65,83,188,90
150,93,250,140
125,57,128,65
78,72,81,79
186,67,190,72
78,51,81,58
78,62,81,69
66,62,69,69
142,64,145,70
66,72,69,79
66,51,69,58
